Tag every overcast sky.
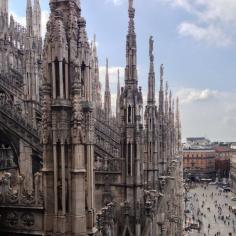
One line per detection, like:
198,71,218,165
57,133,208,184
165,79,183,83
9,0,236,142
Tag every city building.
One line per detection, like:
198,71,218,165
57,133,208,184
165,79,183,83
0,0,183,236
214,146,231,180
186,137,210,148
231,153,236,194
183,147,216,180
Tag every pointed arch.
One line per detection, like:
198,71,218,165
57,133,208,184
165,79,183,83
122,223,133,236
55,57,60,98
128,105,131,123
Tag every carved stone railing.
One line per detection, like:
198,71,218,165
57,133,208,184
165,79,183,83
0,172,44,235
0,103,42,153
94,114,121,164
0,72,24,100
94,108,121,175
0,172,43,208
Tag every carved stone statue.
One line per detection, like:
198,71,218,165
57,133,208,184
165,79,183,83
149,36,154,59
160,64,164,78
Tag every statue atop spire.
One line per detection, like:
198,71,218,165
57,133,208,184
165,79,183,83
160,64,164,80
160,64,164,91
128,0,135,34
149,36,154,61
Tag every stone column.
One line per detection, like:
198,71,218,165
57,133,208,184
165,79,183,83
53,144,58,215
61,144,66,215
65,63,69,99
19,140,33,193
71,143,87,235
52,62,56,99
59,61,64,99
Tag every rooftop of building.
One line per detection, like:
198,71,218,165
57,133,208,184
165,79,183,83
214,146,231,152
183,146,215,152
187,137,208,141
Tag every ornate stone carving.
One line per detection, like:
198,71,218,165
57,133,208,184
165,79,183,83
5,211,18,226
21,212,35,227
0,172,43,207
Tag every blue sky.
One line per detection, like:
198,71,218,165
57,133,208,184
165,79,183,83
9,0,236,141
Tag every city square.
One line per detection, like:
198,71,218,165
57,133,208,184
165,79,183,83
186,184,236,236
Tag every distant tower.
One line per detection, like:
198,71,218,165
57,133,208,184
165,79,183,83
116,69,120,122
42,0,96,235
176,97,182,153
164,81,169,165
0,0,8,40
26,0,33,37
167,89,172,164
33,0,41,39
144,36,158,189
92,34,102,109
24,0,40,128
120,0,144,235
158,64,166,175
104,58,111,120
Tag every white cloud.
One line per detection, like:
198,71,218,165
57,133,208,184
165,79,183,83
162,0,236,47
178,22,232,47
163,0,192,11
176,88,236,141
107,0,125,6
41,10,50,38
176,88,218,104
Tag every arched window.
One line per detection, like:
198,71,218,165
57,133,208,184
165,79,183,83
81,61,86,97
128,143,132,176
63,58,66,98
125,230,131,236
55,57,60,98
128,105,131,123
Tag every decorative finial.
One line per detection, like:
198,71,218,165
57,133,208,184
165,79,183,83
128,0,135,20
